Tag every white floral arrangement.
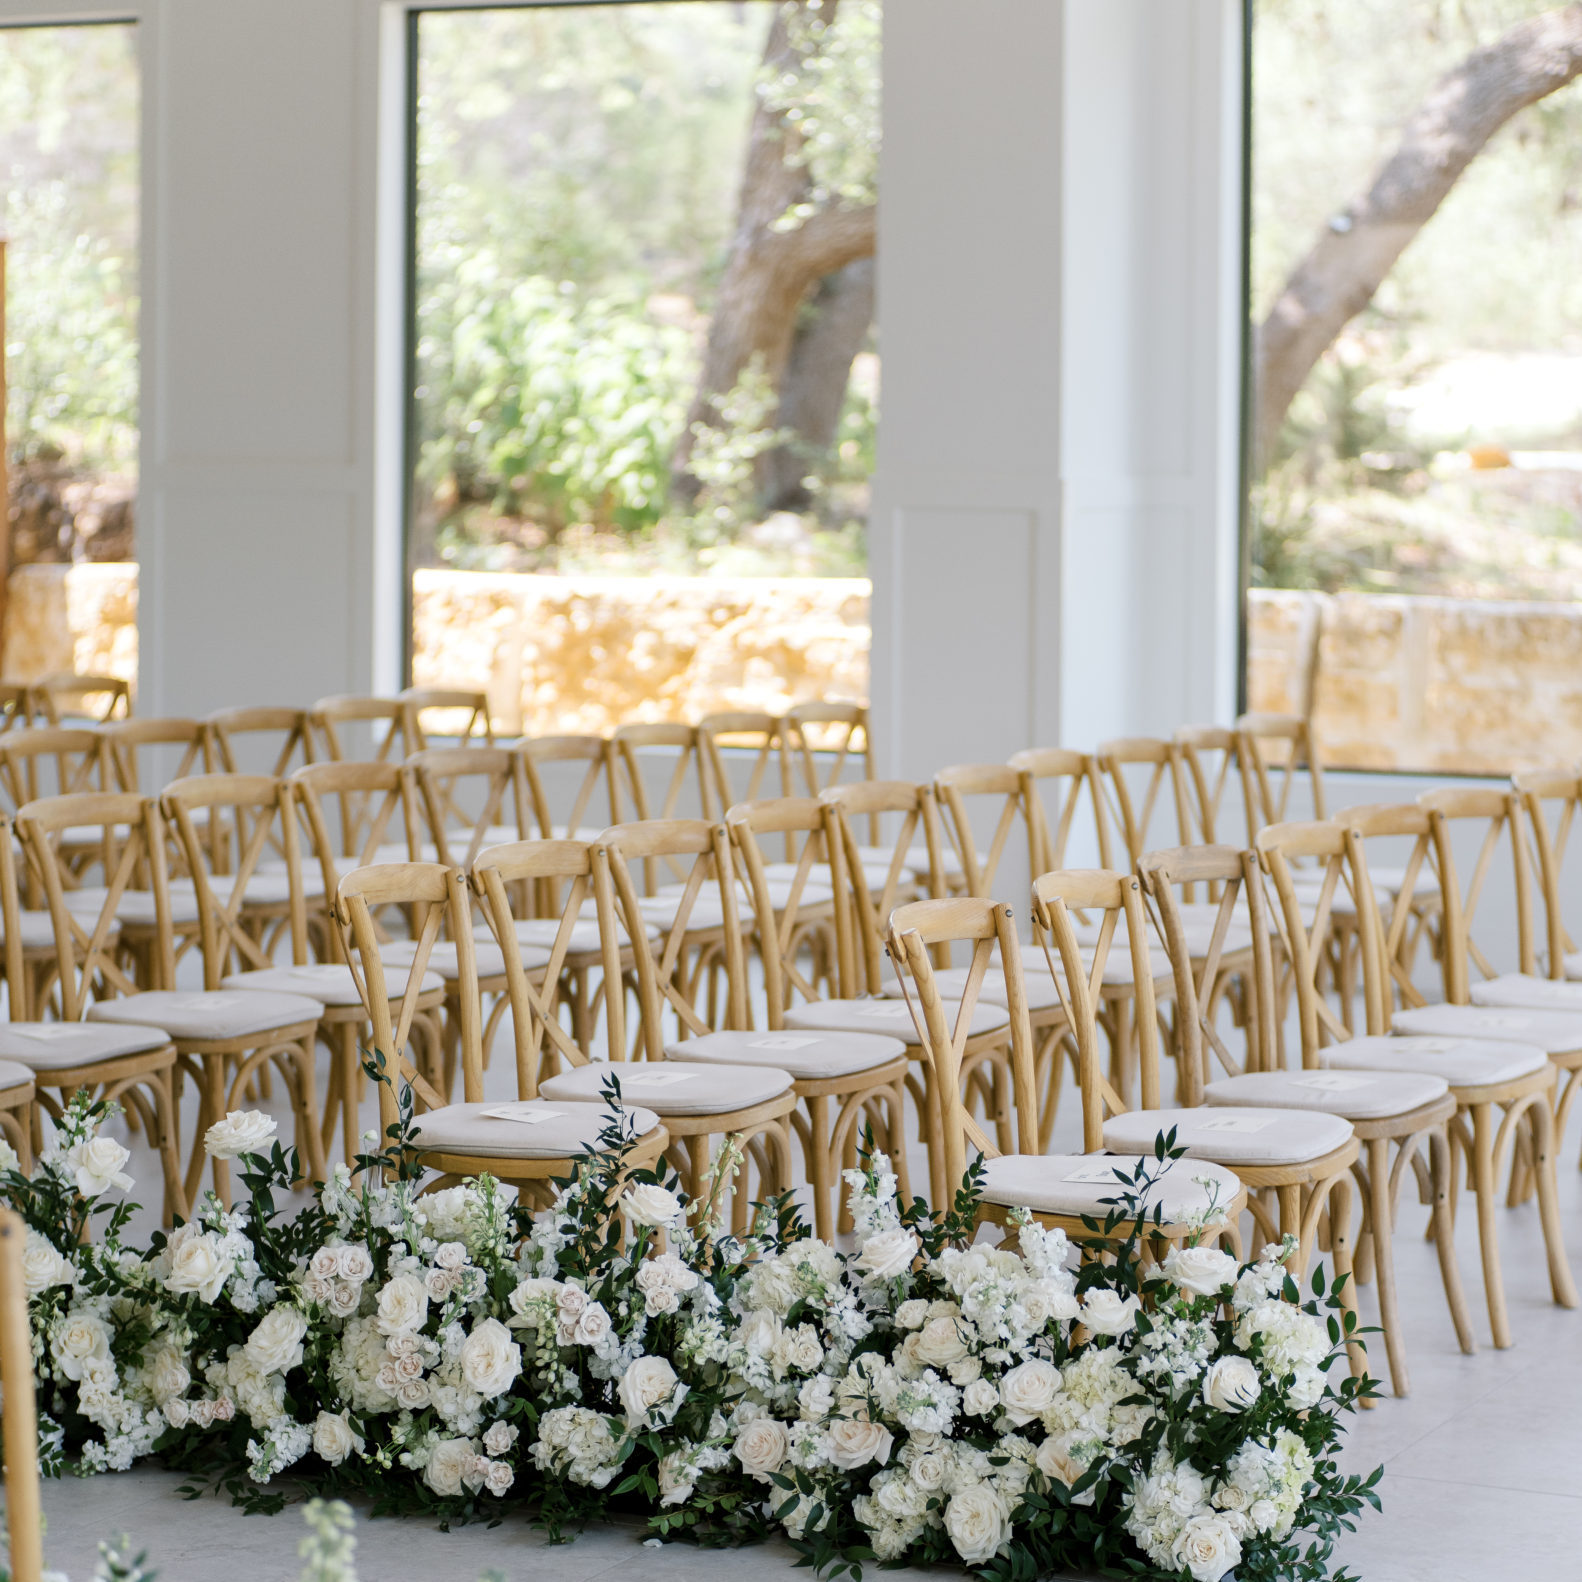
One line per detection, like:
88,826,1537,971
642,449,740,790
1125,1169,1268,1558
5,1086,1379,1582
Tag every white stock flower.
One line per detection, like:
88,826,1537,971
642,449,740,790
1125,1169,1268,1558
1079,1289,1141,1337
459,1319,522,1399
855,1226,918,1282
63,1136,134,1198
424,1436,478,1497
0,1137,19,1175
1163,1245,1238,1299
165,1226,234,1303
1172,1513,1242,1582
624,1182,683,1229
999,1358,1062,1425
376,1272,431,1336
825,1417,894,1471
735,1417,789,1479
618,1355,682,1426
21,1230,75,1296
203,1110,278,1161
1201,1356,1261,1413
312,1409,363,1466
245,1306,308,1375
894,1298,929,1330
944,1485,1012,1565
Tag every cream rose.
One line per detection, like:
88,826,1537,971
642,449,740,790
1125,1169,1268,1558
894,1298,929,1330
165,1228,233,1303
1172,1513,1243,1582
149,1345,191,1405
21,1231,75,1297
1036,1434,1088,1487
245,1305,308,1375
854,1226,918,1281
618,1355,682,1425
63,1136,133,1199
483,1421,518,1457
424,1436,477,1498
573,1304,612,1348
459,1319,522,1399
50,1311,110,1381
734,1417,789,1479
623,1182,683,1229
825,1416,894,1471
913,1315,970,1368
963,1377,1000,1417
375,1272,430,1336
910,1449,949,1492
203,1110,278,1162
1202,1356,1261,1413
336,1244,374,1283
1163,1245,1238,1299
944,1485,1012,1565
998,1358,1062,1425
1078,1289,1141,1337
312,1409,363,1466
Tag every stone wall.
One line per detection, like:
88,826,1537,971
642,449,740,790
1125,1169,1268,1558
2,562,139,685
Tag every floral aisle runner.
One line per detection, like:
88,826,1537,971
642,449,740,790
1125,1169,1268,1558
13,1088,1380,1582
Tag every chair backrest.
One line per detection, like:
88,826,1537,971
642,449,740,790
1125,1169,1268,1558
1340,802,1437,1023
520,734,614,841
36,672,132,726
0,1206,44,1582
408,746,531,869
1174,725,1251,846
207,706,315,778
1008,747,1112,875
1139,844,1276,1099
1237,711,1327,830
336,862,478,1127
933,762,1031,900
473,840,602,1098
1030,868,1160,1151
399,686,493,749
16,792,173,1013
163,774,310,984
887,896,1037,1191
292,757,420,864
820,780,946,997
784,700,876,842
0,681,43,732
593,819,748,1061
607,724,712,889
697,711,792,819
1093,737,1195,867
102,716,211,793
726,796,840,1021
311,694,414,765
0,726,109,814
1513,768,1582,980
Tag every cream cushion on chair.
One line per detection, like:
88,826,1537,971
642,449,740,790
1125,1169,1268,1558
473,917,658,953
222,963,445,1007
1391,1003,1582,1054
784,996,1009,1042
67,881,201,928
380,938,525,982
1562,952,1582,981
412,1099,662,1159
657,877,834,911
0,1058,34,1092
88,989,322,1041
1204,1068,1449,1122
539,1060,793,1115
1103,1106,1354,1166
979,1153,1242,1220
1469,974,1582,1013
763,859,913,892
0,1022,171,1069
3,910,72,951
667,1028,906,1081
1321,1033,1549,1086
855,842,963,882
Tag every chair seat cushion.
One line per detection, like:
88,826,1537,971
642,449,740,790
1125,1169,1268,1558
667,1028,906,1081
5,910,73,951
1563,951,1582,982
1392,1003,1582,1055
919,963,1065,1013
784,996,1009,1042
0,1022,170,1070
855,842,963,881
88,989,322,1041
1321,1034,1550,1086
763,859,913,892
1103,1106,1354,1166
539,1060,792,1115
658,878,834,911
0,1059,34,1093
66,882,201,928
979,1153,1242,1221
222,963,444,1007
1469,973,1582,1013
380,939,529,983
412,1099,662,1159
1204,1068,1449,1122
474,918,658,955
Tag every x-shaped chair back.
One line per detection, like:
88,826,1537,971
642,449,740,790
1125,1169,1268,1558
1175,725,1251,846
784,701,877,844
1513,768,1582,979
934,762,1032,900
1009,747,1112,877
0,727,109,814
35,673,132,726
310,694,414,767
1237,712,1328,831
409,746,531,870
1094,737,1195,869
399,687,493,750
607,724,711,889
698,711,793,822
520,734,614,841
1339,803,1438,1020
207,706,315,779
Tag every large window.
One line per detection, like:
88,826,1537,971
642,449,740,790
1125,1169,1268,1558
408,1,879,734
1247,2,1582,773
0,22,139,694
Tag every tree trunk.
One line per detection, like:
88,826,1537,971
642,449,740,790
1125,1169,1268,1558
760,256,875,511
672,1,876,500
1254,4,1582,473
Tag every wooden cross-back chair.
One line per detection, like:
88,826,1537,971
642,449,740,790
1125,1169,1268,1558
1093,737,1195,867
1513,767,1582,985
207,705,315,778
1237,712,1326,827
521,734,615,841
35,672,132,726
408,745,532,871
1031,866,1360,1325
0,726,109,814
338,860,660,1201
1260,815,1573,1353
0,1207,45,1582
591,820,795,1224
311,694,416,767
697,710,794,821
1175,725,1249,846
1009,746,1111,870
606,723,712,888
103,716,211,791
399,686,493,750
784,699,873,807
1144,839,1464,1396
0,681,42,732
886,894,1245,1252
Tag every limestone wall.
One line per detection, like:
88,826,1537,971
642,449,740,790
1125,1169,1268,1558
2,562,138,686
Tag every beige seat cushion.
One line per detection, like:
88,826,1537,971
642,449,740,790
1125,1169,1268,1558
0,1022,170,1070
222,963,444,1007
1103,1105,1354,1166
0,1058,33,1094
1563,951,1582,982
4,910,75,951
914,963,1064,1013
67,881,201,928
1204,1068,1449,1122
979,1152,1242,1220
379,938,526,983
474,918,658,954
1469,974,1582,1014
785,996,1009,1042
668,1028,906,1081
412,1099,662,1160
1392,1003,1582,1055
763,859,914,892
88,989,322,1041
1322,1033,1549,1086
539,1060,792,1115
855,842,963,881
659,877,834,912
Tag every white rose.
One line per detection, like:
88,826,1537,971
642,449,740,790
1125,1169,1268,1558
483,1460,514,1497
1172,1513,1243,1582
328,1282,362,1319
894,1298,929,1330
774,1326,824,1376
645,1286,680,1318
434,1241,468,1271
1036,1434,1087,1487
63,1136,133,1198
999,1358,1062,1425
855,1226,918,1281
1078,1289,1141,1337
798,1375,835,1423
213,1395,235,1422
21,1231,75,1296
483,1421,518,1457
203,1110,277,1161
1248,1497,1280,1532
657,1449,695,1507
944,1485,1012,1565
1201,1356,1261,1413
825,1416,894,1471
149,1345,191,1404
376,1272,430,1336
424,1437,477,1497
618,1355,681,1425
459,1319,522,1399
734,1417,789,1479
164,1398,191,1429
397,1377,431,1409
913,1315,970,1368
166,1229,232,1303
309,1246,341,1281
1164,1245,1238,1300
245,1306,308,1375
337,1244,374,1283
574,1304,612,1348
963,1377,1000,1417
313,1409,362,1466
623,1182,684,1229
50,1311,110,1381
1020,1279,1080,1329
739,1309,783,1357
910,1449,949,1492
190,1400,215,1430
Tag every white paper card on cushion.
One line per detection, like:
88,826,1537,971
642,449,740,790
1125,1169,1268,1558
1063,1164,1127,1184
748,1035,821,1050
482,1105,564,1125
1291,1072,1374,1092
855,1004,910,1019
620,1070,697,1087
1198,1115,1273,1134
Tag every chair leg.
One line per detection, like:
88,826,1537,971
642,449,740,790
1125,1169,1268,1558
1527,1095,1580,1312
1424,1126,1476,1356
149,1070,188,1227
1470,1101,1511,1349
1364,1138,1408,1397
1325,1171,1366,1388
